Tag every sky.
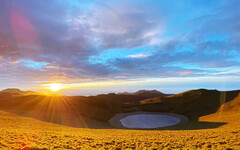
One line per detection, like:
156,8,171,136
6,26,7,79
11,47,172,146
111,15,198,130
0,0,240,95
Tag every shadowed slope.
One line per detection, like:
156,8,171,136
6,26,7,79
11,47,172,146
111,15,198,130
0,92,154,128
0,93,114,128
139,89,240,120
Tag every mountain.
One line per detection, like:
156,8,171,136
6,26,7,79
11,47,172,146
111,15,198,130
118,90,167,98
133,90,167,97
0,88,40,95
1,88,25,94
117,92,131,95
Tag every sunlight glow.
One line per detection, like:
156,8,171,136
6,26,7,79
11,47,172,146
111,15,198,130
44,83,64,92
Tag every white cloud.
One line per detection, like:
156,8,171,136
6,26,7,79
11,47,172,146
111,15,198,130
127,53,148,58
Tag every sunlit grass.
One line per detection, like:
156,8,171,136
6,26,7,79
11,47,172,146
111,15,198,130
0,110,240,149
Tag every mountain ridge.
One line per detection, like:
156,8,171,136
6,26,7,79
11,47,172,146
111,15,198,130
118,89,168,98
0,88,40,95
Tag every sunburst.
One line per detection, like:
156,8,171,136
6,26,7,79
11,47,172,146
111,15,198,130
44,83,64,92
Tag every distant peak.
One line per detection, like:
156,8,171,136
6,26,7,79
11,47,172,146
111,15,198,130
134,90,163,94
0,88,39,95
1,88,23,93
118,89,167,98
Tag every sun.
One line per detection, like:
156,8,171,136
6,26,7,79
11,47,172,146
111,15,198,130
45,83,64,92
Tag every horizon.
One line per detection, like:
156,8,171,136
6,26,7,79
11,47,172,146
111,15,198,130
1,0,240,95
0,86,238,97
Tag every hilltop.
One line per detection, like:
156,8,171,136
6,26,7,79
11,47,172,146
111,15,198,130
118,89,168,98
0,88,40,95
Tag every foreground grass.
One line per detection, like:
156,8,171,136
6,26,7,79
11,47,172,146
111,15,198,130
0,110,240,149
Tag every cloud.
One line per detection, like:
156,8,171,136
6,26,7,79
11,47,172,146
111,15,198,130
70,1,163,50
0,0,163,78
0,0,240,91
127,53,148,58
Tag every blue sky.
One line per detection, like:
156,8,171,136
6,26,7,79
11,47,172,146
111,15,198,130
0,0,240,95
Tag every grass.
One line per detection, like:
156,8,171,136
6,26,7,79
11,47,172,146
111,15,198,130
0,109,240,149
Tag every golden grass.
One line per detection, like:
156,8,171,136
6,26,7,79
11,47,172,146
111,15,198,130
0,110,240,150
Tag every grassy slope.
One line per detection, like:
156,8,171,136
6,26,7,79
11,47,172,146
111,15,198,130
0,93,113,121
0,92,153,123
139,89,240,120
0,108,240,149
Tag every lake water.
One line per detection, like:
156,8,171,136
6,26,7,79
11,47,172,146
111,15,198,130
120,114,181,129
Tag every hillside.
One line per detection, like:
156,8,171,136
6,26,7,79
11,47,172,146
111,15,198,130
0,105,240,149
0,93,114,127
139,89,240,120
0,89,240,125
86,93,152,111
0,92,155,127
